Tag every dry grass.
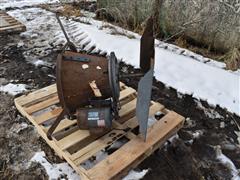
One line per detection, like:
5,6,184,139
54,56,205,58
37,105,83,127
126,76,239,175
174,36,224,63
221,48,240,71
61,4,82,17
175,36,188,49
100,23,136,39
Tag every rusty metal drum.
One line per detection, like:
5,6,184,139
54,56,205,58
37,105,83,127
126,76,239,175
56,51,119,116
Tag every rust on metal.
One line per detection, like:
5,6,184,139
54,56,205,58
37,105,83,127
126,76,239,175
56,51,112,115
140,16,155,73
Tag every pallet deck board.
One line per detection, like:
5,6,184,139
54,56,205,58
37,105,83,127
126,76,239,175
0,12,26,34
15,82,184,180
87,111,184,180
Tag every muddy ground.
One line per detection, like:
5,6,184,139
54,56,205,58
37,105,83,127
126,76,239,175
0,5,240,180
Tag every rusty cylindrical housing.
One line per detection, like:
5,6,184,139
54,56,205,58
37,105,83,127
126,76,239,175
56,51,119,132
57,51,112,114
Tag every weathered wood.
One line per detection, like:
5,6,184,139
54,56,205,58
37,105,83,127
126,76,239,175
0,12,26,34
14,83,184,180
87,111,184,180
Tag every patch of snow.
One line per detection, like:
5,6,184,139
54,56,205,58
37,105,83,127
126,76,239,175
0,0,59,10
235,131,240,145
33,59,46,67
147,116,157,127
156,42,227,69
31,151,80,180
184,117,196,128
216,148,240,180
0,83,27,95
123,169,149,180
192,130,204,139
10,123,29,134
195,100,224,119
167,134,179,143
220,122,225,128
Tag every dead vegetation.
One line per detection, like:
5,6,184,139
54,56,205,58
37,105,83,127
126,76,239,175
97,0,240,71
99,23,136,39
221,48,240,71
59,4,82,17
173,36,224,63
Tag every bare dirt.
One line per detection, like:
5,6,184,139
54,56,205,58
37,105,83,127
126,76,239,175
0,3,240,180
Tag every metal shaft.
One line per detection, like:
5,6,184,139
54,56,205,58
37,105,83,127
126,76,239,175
56,13,77,52
56,13,71,44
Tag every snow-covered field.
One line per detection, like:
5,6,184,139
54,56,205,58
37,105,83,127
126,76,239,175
6,7,240,116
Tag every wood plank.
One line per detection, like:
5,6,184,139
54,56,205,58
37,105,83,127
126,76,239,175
122,102,165,129
89,81,102,97
71,102,164,165
0,22,20,28
56,129,90,150
42,118,77,134
15,84,57,106
119,87,136,100
35,107,62,124
87,111,184,180
71,130,125,165
14,82,184,180
0,24,25,31
119,82,125,88
25,95,59,114
14,98,91,179
53,119,77,134
119,98,137,117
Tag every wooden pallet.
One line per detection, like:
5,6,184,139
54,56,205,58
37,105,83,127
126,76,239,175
14,83,184,180
0,12,26,34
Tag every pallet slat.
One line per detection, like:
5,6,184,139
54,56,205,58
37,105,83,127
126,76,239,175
71,102,164,166
57,129,91,150
25,95,59,114
87,111,184,180
119,98,137,117
0,12,26,34
71,129,125,165
15,84,57,107
35,107,62,124
14,83,184,180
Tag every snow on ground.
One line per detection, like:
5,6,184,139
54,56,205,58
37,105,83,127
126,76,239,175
7,7,240,115
0,0,59,10
0,0,96,10
123,169,149,180
216,147,240,180
0,83,27,95
31,152,80,180
31,151,149,180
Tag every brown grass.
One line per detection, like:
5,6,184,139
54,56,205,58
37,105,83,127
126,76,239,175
175,36,188,49
221,48,240,71
61,4,82,17
100,23,136,39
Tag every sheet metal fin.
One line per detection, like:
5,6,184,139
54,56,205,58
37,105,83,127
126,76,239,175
136,68,154,141
137,16,155,141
